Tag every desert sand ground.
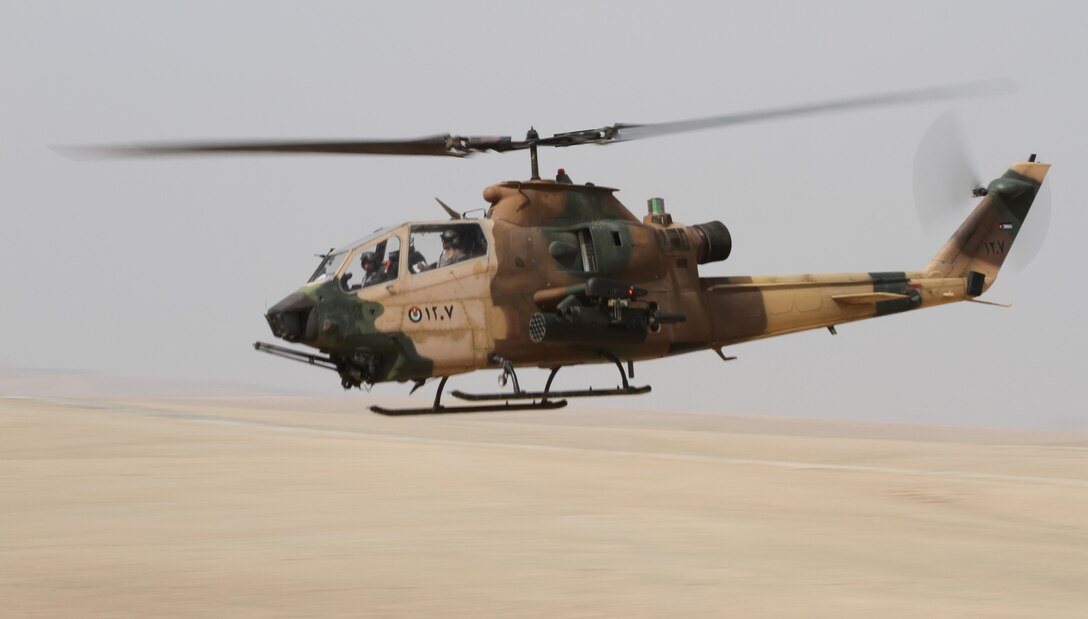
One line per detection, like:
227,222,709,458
2,374,1087,617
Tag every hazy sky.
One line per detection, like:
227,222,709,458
2,1,1086,428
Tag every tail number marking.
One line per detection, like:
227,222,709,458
408,305,455,323
981,240,1006,256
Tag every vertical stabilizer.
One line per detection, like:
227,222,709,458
924,160,1050,294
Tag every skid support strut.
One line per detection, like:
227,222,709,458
370,373,568,416
451,352,650,402
370,353,651,415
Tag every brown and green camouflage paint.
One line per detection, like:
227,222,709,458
484,161,1048,369
268,160,1049,386
286,277,436,382
925,162,1048,289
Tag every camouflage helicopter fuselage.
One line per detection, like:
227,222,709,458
264,160,1049,392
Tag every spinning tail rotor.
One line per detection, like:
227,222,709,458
913,109,1052,270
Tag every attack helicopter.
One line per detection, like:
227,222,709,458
73,80,1050,415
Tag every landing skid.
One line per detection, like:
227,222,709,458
369,376,569,416
452,385,650,401
370,400,567,416
369,353,651,416
452,352,651,403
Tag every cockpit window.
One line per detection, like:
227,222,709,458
308,226,399,284
340,236,402,292
407,223,487,274
308,251,348,283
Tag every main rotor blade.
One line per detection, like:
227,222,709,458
57,79,1015,161
58,135,480,159
610,79,1017,143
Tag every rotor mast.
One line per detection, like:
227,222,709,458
527,127,540,180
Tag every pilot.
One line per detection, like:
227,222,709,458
438,228,468,267
360,251,381,287
382,250,401,281
409,246,429,274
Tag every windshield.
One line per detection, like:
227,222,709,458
308,251,348,283
340,236,401,291
306,225,398,283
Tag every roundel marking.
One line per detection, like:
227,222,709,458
408,306,423,323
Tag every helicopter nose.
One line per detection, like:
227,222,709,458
265,292,318,343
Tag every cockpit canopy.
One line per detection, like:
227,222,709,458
307,225,396,284
307,222,488,288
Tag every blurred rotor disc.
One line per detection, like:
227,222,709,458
1009,179,1051,271
913,109,1051,271
912,109,981,235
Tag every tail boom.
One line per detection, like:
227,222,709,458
697,271,967,348
682,159,1049,351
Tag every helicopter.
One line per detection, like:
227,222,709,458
72,80,1049,415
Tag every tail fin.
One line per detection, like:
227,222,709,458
924,159,1050,294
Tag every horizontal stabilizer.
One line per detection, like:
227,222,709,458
832,292,911,305
706,279,864,293
966,298,1012,308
